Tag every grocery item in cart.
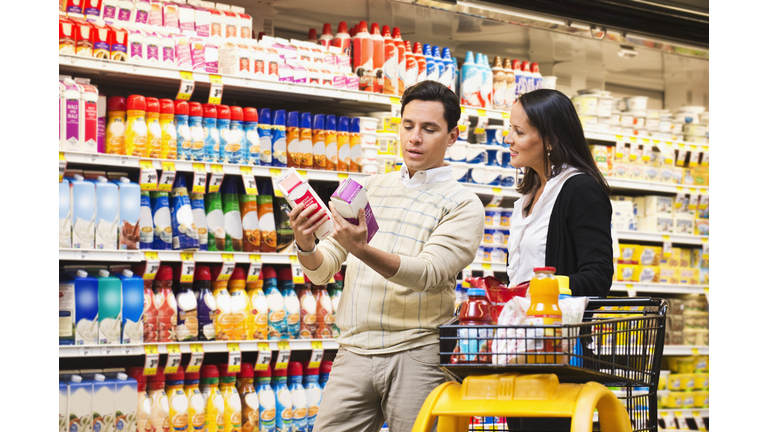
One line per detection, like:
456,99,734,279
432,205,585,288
452,287,494,363
522,267,562,363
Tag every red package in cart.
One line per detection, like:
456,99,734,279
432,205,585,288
466,276,527,321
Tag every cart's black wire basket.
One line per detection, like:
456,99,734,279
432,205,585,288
438,297,667,432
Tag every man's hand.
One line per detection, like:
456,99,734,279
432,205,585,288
329,202,368,256
288,202,328,251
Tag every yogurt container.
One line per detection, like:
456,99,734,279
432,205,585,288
475,246,485,262
673,112,697,124
377,154,397,173
597,96,613,117
693,391,709,408
361,161,378,175
361,132,377,147
376,132,398,155
500,209,513,226
485,146,500,166
448,140,468,162
596,117,611,131
361,144,378,162
683,123,708,136
483,228,495,244
620,114,634,127
624,96,648,111
484,207,502,226
572,95,598,115
609,111,621,125
465,144,486,165
490,244,507,263
485,166,502,186
357,116,379,135
501,168,515,187
486,126,504,146
451,162,469,183
646,117,660,130
670,122,684,134
468,164,486,184
481,245,493,262
632,115,646,128
578,115,598,130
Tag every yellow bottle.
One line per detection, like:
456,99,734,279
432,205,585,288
125,95,148,157
228,268,251,341
218,365,243,432
105,96,126,155
212,267,233,341
246,277,269,340
184,371,207,432
166,370,190,431
147,369,171,432
200,365,225,432
160,99,178,160
146,97,163,159
523,267,562,364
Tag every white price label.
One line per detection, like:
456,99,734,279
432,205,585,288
140,167,158,191
209,83,224,105
208,170,224,194
177,78,195,101
487,192,503,207
675,413,690,430
462,267,472,282
610,228,620,259
626,284,637,297
143,351,160,376
241,168,258,195
102,346,118,355
274,341,291,370
629,142,640,161
701,239,709,260
186,344,205,373
482,263,494,278
121,252,137,261
228,343,242,373
144,259,161,281
473,114,489,134
308,341,324,368
165,350,182,374
218,255,236,281
79,346,94,356
157,162,176,192
78,250,90,260
254,342,272,371
180,254,195,283
692,413,707,431
662,415,677,430
248,255,262,283
663,235,672,258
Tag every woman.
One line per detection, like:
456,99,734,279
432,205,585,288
504,89,614,431
505,88,614,296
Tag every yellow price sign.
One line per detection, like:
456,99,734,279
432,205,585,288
177,71,195,101
274,341,291,370
270,168,284,197
192,163,207,194
691,347,700,356
157,161,177,192
143,345,160,376
241,166,258,195
629,137,637,144
59,152,67,183
296,169,307,177
180,71,194,81
139,160,158,191
227,343,242,373
208,164,224,193
308,341,324,368
218,254,236,281
481,262,493,277
477,109,487,117
143,252,161,281
164,344,182,374
457,124,467,132
501,112,510,119
208,74,223,105
290,255,305,284
186,344,205,373
247,254,262,282
390,97,402,124
460,106,466,114
701,238,709,260
662,235,672,258
180,253,195,283
254,342,272,371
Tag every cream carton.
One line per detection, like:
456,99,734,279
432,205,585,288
191,1,211,37
71,174,96,249
60,178,72,248
108,24,128,61
66,375,93,432
115,373,138,432
178,3,197,35
132,0,151,27
83,0,102,19
275,168,334,240
143,29,160,63
209,8,224,38
223,11,239,39
231,6,252,39
331,178,378,243
127,28,145,63
174,33,193,69
148,0,163,27
60,381,69,432
115,0,134,25
644,195,673,216
92,374,116,432
94,176,119,250
219,39,252,76
61,78,83,151
114,177,141,250
101,0,118,23
155,28,176,66
190,37,207,71
163,1,180,30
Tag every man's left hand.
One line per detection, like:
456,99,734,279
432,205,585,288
329,202,368,256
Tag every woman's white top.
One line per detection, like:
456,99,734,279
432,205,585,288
506,165,583,286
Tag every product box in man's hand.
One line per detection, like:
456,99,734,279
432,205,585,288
331,178,378,243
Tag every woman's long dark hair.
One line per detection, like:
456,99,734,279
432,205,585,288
515,89,611,197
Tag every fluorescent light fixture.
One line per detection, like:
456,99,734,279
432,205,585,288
456,1,567,26
569,22,592,30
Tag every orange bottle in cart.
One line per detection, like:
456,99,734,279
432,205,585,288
523,266,562,364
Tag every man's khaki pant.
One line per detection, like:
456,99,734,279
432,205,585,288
313,343,453,432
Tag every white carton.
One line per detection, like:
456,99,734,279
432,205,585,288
644,195,673,216
275,168,334,240
60,381,69,432
67,375,93,432
674,216,694,235
115,373,138,432
638,215,674,233
330,178,379,243
92,374,116,432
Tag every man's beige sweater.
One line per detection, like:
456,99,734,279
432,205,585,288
303,171,485,355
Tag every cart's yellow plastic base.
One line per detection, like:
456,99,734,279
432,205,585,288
411,373,632,432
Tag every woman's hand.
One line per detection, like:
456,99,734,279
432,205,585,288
329,202,369,256
288,202,329,252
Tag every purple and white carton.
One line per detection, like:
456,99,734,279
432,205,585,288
331,178,379,243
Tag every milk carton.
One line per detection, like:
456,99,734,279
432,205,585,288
331,177,378,243
59,381,69,432
92,374,116,432
71,174,96,249
119,269,144,344
113,177,141,250
60,178,72,248
275,168,334,240
178,3,196,35
192,1,211,38
66,375,93,432
61,79,83,151
94,176,119,250
97,269,122,344
115,373,138,432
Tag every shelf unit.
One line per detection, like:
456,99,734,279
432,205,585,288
60,249,298,264
59,339,340,358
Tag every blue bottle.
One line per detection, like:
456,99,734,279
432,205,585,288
150,191,172,250
302,363,323,431
271,365,293,432
271,109,287,167
202,103,220,163
259,108,273,166
423,43,438,82
318,361,332,390
227,106,245,164
442,47,456,92
432,46,445,87
244,107,261,166
287,362,308,432
216,105,231,164
175,101,192,161
477,52,492,108
256,366,277,431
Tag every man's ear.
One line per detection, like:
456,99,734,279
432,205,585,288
446,126,460,147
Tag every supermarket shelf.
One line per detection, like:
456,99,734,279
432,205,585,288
461,183,521,198
469,261,507,272
59,248,144,262
584,131,710,150
659,409,709,418
663,346,709,356
615,231,707,246
611,282,707,295
607,177,708,194
59,339,340,358
59,248,297,264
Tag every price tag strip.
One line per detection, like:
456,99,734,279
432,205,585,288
139,160,158,191
487,188,503,207
675,144,688,167
186,344,205,373
691,412,707,431
254,342,272,371
390,97,402,124
248,254,262,283
192,163,208,194
662,413,677,430
674,187,686,212
59,152,67,183
157,161,176,192
701,238,709,260
241,166,258,195
675,411,690,430
180,253,195,283
662,235,672,259
308,341,324,368
502,112,510,137
208,74,224,105
688,189,699,213
270,168,284,197
177,71,195,101
208,165,225,193
165,344,182,374
290,255,305,284
274,341,291,370
143,345,160,376
227,343,242,373
482,263,494,278
218,254,236,281
474,110,489,134
462,266,472,282
143,252,161,281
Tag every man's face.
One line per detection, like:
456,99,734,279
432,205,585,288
400,100,459,176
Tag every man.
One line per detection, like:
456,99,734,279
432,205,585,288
289,80,485,432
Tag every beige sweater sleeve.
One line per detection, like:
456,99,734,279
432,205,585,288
302,236,349,286
387,195,485,292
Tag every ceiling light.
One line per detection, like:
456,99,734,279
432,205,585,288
456,1,566,26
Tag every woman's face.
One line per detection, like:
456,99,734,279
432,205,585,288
504,102,548,175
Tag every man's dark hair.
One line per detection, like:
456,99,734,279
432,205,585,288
400,80,461,131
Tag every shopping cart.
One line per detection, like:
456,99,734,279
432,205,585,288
412,297,667,432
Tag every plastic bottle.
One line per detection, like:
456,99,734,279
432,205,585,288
125,367,153,432
521,61,533,95
211,265,234,341
295,277,316,338
271,110,287,168
318,361,333,390
452,57,460,93
217,364,243,432
258,109,272,166
392,27,406,96
382,25,397,95
204,191,225,252
441,47,455,92
175,100,192,161
277,268,301,339
200,365,225,432
170,175,200,251
246,273,270,340
240,190,261,253
301,363,322,431
271,364,293,432
255,365,277,431
455,287,494,363
299,113,314,169
348,117,361,173
159,98,177,160
132,265,158,344
523,267,562,364
511,59,524,97
555,275,582,367
216,105,231,164
263,267,287,339
286,111,301,168
531,62,543,91
237,363,260,432
331,21,351,57
353,20,373,92
460,51,479,107
96,269,122,345
244,107,261,166
147,367,171,432
150,190,173,250
307,28,318,44
125,94,148,157
311,114,326,170
165,369,190,431
476,53,491,108
287,362,308,432
174,265,199,341
414,42,427,83
154,265,178,342
324,115,338,171
184,371,206,432
222,176,244,251
194,265,217,341
145,97,163,158
404,40,417,90
318,23,334,49
423,43,437,82
106,96,127,154
313,283,333,339
257,195,276,253
228,106,245,165
228,267,250,340
432,46,445,89
492,56,506,110
336,116,350,172
201,104,221,162
503,58,517,109
370,23,384,93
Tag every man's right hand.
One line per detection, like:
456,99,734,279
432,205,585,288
288,202,328,252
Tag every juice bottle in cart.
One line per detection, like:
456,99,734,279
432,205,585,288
194,265,217,341
147,367,171,432
165,369,190,431
200,365,225,432
184,371,206,432
217,364,243,432
228,267,251,340
105,96,126,155
237,363,259,432
125,95,148,157
523,267,562,364
211,265,234,341
146,97,163,158
455,287,493,364
134,264,159,343
160,98,177,160
246,272,270,340
154,265,178,342
126,367,153,432
255,365,277,431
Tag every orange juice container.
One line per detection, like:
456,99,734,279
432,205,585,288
523,266,562,364
337,116,350,172
211,265,234,341
227,267,251,340
246,273,269,340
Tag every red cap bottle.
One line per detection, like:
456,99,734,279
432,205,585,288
522,61,531,72
174,100,189,116
195,265,211,281
336,22,348,35
287,361,304,377
512,59,521,71
188,102,202,118
230,106,243,122
203,103,217,118
301,361,319,376
307,28,317,43
254,364,272,378
230,267,246,281
210,265,223,281
217,363,236,378
126,95,146,111
145,97,160,113
320,360,333,375
216,105,230,120
531,62,540,73
107,96,126,112
262,266,277,280
277,267,293,282
160,99,175,114
185,371,200,382
147,366,166,382
165,369,185,382
201,364,219,380
243,107,258,123
155,265,173,281
270,363,288,377
238,362,255,379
